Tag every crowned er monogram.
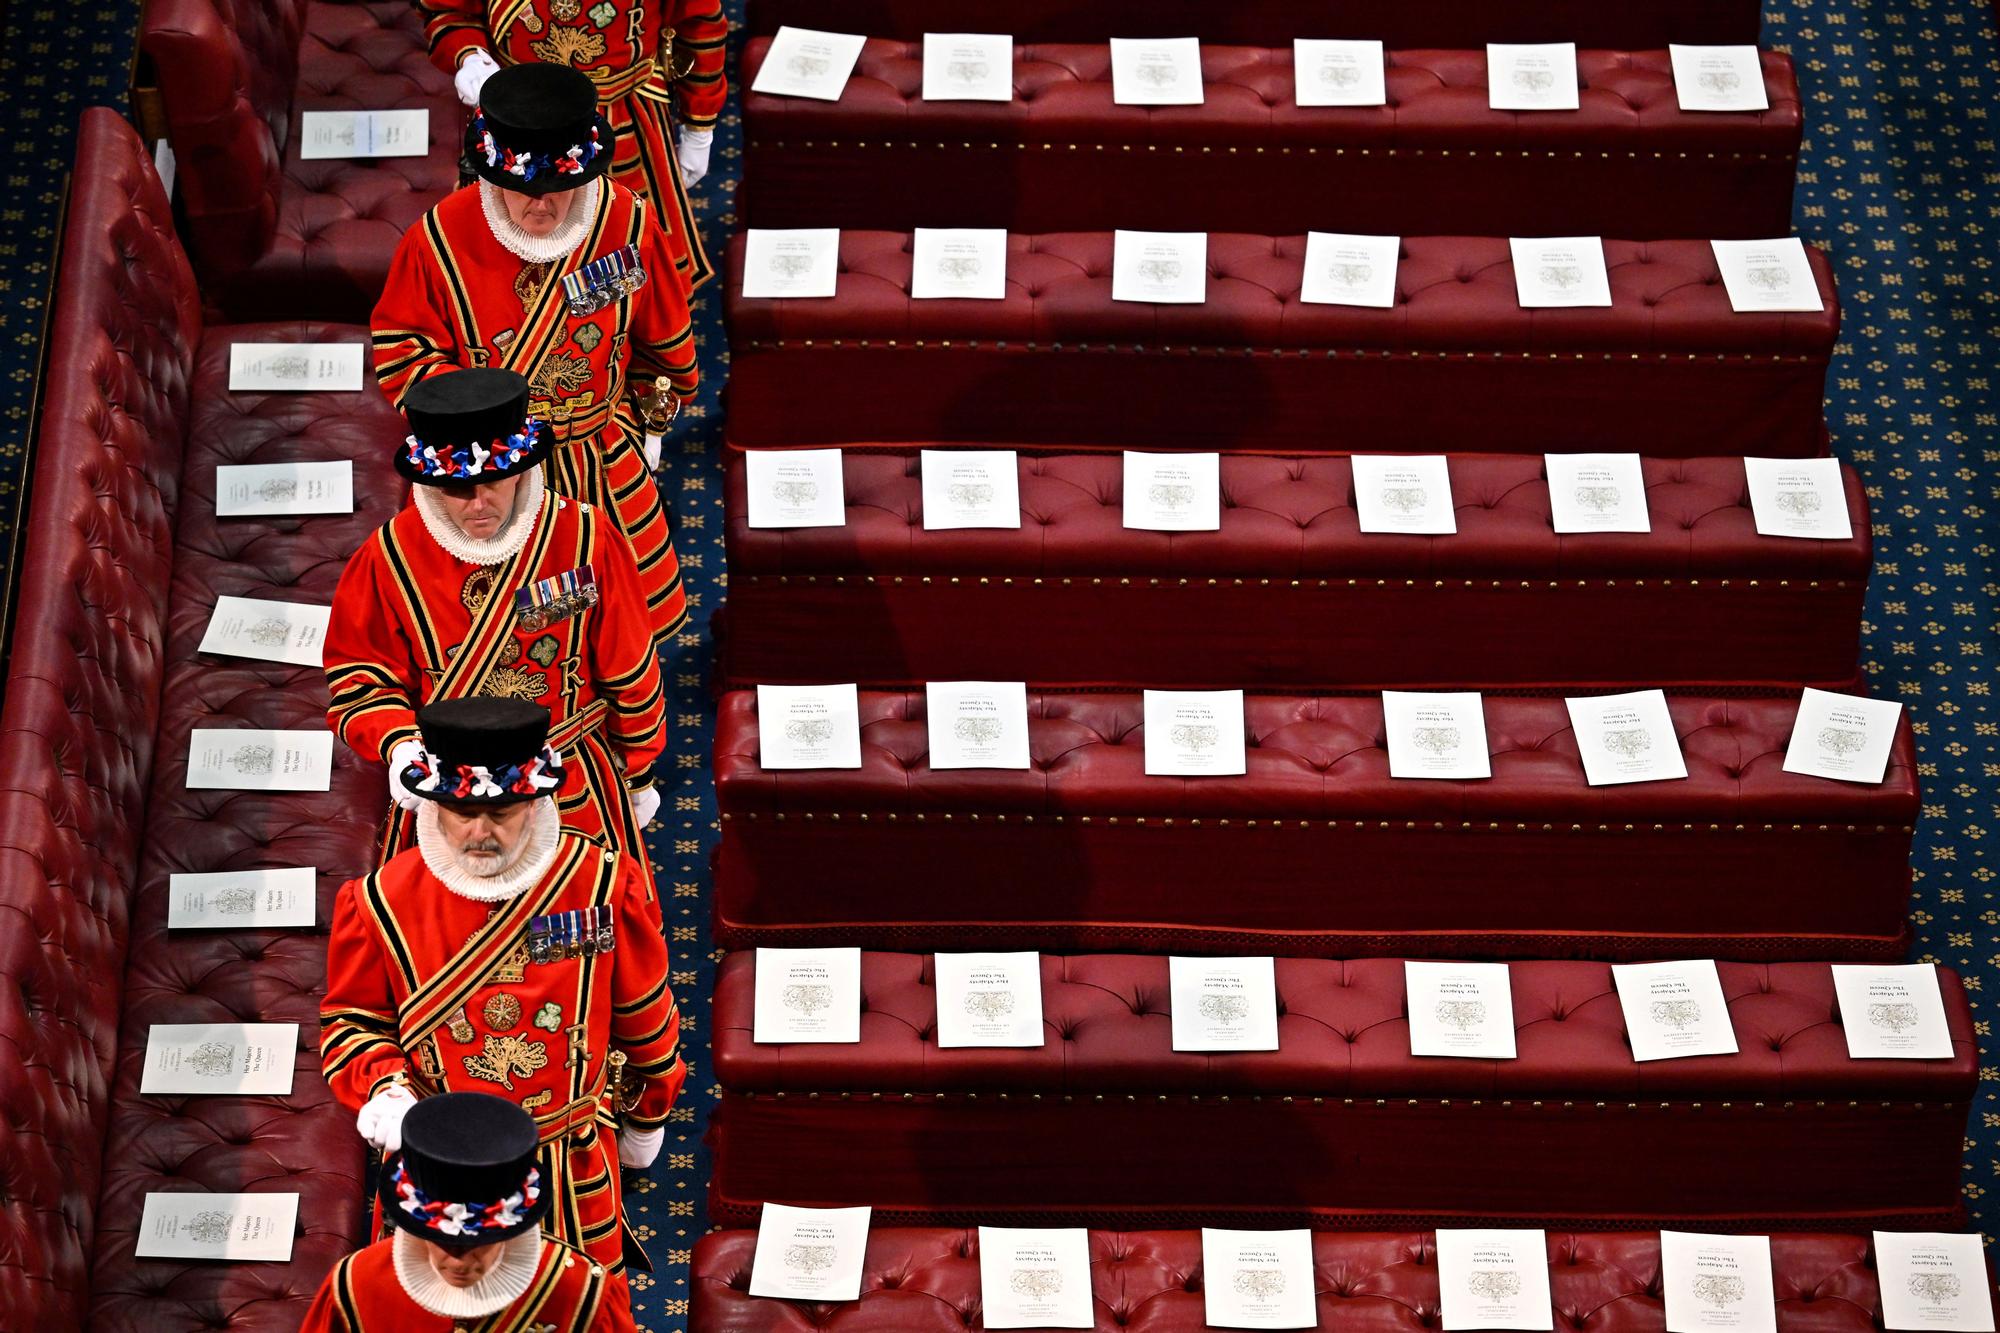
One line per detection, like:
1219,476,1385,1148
1010,1268,1063,1299
785,1244,838,1273
1649,999,1703,1029
1469,1272,1522,1300
964,990,1016,1020
785,718,834,746
1234,1269,1287,1299
784,984,833,1014
1868,1001,1919,1032
1694,1276,1746,1308
1435,1000,1487,1031
1909,1274,1964,1303
1199,993,1248,1023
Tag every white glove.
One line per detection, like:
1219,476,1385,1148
676,127,714,187
618,1125,664,1169
643,431,664,471
456,49,501,107
630,783,661,828
357,1083,417,1153
388,738,425,813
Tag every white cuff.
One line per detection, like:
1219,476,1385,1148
618,1125,665,1169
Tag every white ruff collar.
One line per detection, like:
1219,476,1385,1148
480,177,600,263
393,1228,543,1318
412,468,544,567
417,798,562,903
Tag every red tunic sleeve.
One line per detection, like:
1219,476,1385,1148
372,216,465,409
626,197,700,403
669,0,729,130
320,878,412,1110
588,512,667,787
609,856,685,1130
418,0,491,75
325,533,422,764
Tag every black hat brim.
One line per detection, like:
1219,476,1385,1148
467,111,618,196
379,1149,552,1250
394,422,551,488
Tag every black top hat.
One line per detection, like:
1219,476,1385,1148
397,368,549,486
381,1092,551,1249
467,63,617,195
403,697,567,806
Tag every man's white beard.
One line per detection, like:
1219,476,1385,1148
453,836,524,879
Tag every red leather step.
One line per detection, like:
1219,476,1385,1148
721,452,1869,693
713,690,1916,959
724,233,1838,456
709,953,1976,1232
741,43,1800,238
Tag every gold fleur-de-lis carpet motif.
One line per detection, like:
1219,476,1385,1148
2,1,1997,1329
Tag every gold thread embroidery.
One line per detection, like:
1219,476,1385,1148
484,992,525,1030
462,1033,550,1091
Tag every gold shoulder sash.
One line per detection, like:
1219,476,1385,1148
396,837,594,1048
387,491,560,704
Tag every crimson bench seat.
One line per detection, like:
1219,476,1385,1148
713,690,1915,960
724,234,1838,456
721,452,1870,693
708,953,1975,1232
746,0,1763,51
695,1229,1992,1331
141,0,460,320
741,44,1801,239
0,110,397,1331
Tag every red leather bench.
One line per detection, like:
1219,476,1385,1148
713,690,1915,960
721,452,1870,693
746,0,1764,51
740,44,1800,239
694,1229,1994,1331
0,109,397,1331
724,233,1838,455
709,954,1976,1232
140,0,460,321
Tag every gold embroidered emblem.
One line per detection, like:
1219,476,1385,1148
484,992,524,1029
416,1039,443,1079
462,1032,550,1091
515,260,556,308
528,634,560,667
521,1089,554,1112
573,323,603,353
461,566,499,614
549,0,581,19
446,1008,475,1043
493,940,530,985
534,1000,564,1031
480,666,550,702
530,26,606,67
531,351,593,399
500,638,523,666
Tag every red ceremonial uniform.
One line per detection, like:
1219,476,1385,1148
300,1233,637,1332
372,181,698,644
320,832,687,1273
324,485,666,859
421,0,726,290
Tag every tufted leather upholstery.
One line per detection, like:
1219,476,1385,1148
86,317,405,1332
713,691,1915,959
721,452,1868,693
740,44,1800,238
0,110,402,1330
141,0,459,321
707,954,1976,1230
0,106,202,1330
744,0,1764,50
723,233,1839,455
693,1229,1994,1331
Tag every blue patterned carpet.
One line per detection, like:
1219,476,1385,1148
3,0,1997,1329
